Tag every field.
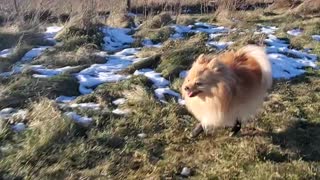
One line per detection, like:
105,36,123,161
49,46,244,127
0,0,320,179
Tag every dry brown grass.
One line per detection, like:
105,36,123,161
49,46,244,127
140,12,173,29
293,0,320,15
31,46,106,68
106,13,135,28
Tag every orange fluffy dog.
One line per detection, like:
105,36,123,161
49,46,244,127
181,45,272,137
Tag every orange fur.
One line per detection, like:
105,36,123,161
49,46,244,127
181,45,272,131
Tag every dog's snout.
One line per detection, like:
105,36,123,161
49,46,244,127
184,86,190,91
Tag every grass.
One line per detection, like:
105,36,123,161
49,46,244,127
55,26,104,52
0,74,79,109
140,12,173,29
135,26,174,44
156,33,210,79
1,71,320,179
0,27,54,73
31,46,106,68
1,6,320,180
106,13,135,28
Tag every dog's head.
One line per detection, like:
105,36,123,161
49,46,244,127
181,54,232,98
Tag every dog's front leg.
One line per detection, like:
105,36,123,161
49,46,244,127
191,123,204,138
229,119,241,137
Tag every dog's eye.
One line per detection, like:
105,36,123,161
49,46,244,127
213,67,221,72
195,82,202,86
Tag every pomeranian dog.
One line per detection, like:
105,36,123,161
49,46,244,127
181,45,272,137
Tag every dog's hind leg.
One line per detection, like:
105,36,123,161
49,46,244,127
191,123,204,138
229,119,241,137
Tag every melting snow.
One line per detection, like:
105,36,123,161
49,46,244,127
265,34,317,79
44,26,63,42
112,108,131,115
0,108,16,119
134,69,184,104
287,29,303,36
32,65,79,78
179,71,188,78
134,69,170,87
102,27,135,52
65,112,92,127
0,48,14,58
112,98,126,105
70,103,101,110
76,48,144,94
21,46,50,61
12,123,26,132
312,35,320,41
56,96,76,103
0,26,62,77
171,23,228,40
206,41,233,50
0,108,27,121
255,25,278,34
142,39,162,48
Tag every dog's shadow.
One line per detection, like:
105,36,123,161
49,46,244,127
240,121,320,162
270,120,320,162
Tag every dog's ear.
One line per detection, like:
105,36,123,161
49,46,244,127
195,54,207,64
208,58,224,72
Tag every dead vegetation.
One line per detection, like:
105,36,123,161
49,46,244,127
0,1,320,179
0,75,79,109
31,46,106,68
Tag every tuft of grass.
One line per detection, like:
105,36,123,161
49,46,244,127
227,32,267,50
94,75,152,103
122,54,161,74
0,98,74,178
136,47,160,58
31,46,106,68
0,28,54,72
140,12,173,29
0,74,79,109
136,26,174,44
176,15,196,25
106,13,135,28
156,33,210,79
55,25,104,51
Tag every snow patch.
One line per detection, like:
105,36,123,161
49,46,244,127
179,71,188,78
206,41,233,50
134,69,184,104
255,25,278,34
134,69,170,88
77,48,144,94
12,123,26,132
56,96,76,103
32,65,79,78
112,98,126,105
112,108,131,115
21,46,50,62
44,26,63,42
102,27,135,52
0,48,14,58
142,39,162,48
287,29,303,36
312,35,320,41
266,34,318,79
70,103,101,110
65,112,92,127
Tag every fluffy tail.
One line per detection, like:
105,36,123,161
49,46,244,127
237,45,273,89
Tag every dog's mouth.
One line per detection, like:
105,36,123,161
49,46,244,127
187,91,201,97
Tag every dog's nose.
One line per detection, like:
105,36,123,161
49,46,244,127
184,86,190,91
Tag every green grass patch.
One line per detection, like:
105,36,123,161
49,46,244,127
156,33,210,79
0,74,79,109
55,25,104,52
